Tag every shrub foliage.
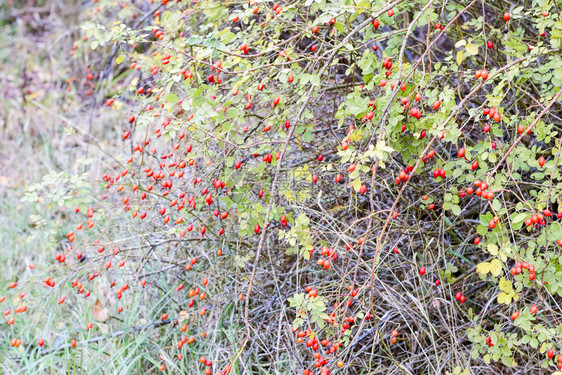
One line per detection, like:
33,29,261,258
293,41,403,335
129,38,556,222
3,0,562,374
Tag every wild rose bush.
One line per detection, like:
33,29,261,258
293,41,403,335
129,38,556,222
2,0,562,374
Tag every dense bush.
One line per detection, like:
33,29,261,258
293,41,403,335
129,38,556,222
2,0,562,373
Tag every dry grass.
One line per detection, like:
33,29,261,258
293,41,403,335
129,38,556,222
1,1,561,375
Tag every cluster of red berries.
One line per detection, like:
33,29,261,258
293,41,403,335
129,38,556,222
422,149,435,163
455,291,466,304
474,69,489,80
546,349,562,370
510,261,536,281
525,212,548,228
395,165,414,184
390,329,399,344
459,180,494,201
317,246,338,270
483,107,502,122
433,168,446,179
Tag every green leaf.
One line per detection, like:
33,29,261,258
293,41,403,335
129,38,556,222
451,205,461,216
530,337,539,348
310,75,320,86
227,107,239,119
513,212,527,224
220,31,236,43
477,225,488,236
166,94,179,103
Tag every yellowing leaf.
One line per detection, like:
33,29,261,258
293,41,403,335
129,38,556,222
352,178,362,192
455,39,467,48
490,259,503,276
499,277,513,292
487,244,499,255
283,190,295,202
456,50,463,66
497,292,511,304
476,262,491,274
499,251,508,262
465,43,479,56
